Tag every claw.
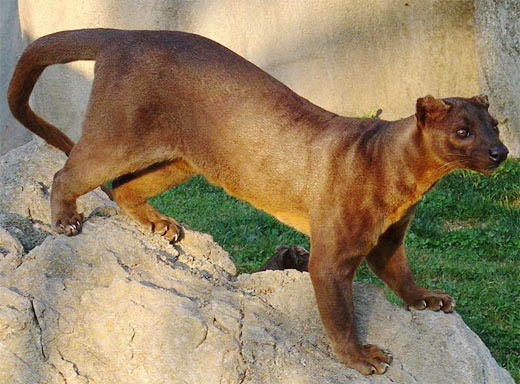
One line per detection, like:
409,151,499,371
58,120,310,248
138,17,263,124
382,349,394,364
157,226,168,235
382,349,393,363
382,363,390,373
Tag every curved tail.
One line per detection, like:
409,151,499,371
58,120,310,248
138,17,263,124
7,29,118,155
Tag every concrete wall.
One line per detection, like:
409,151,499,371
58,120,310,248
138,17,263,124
2,0,515,156
0,0,29,155
474,0,520,157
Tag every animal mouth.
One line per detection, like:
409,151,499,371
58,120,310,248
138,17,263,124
479,162,500,175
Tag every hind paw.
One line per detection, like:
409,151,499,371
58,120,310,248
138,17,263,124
53,212,85,236
148,215,184,243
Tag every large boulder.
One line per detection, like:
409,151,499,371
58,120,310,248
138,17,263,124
0,142,514,383
0,139,109,225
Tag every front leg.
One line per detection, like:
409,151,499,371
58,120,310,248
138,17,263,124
366,208,454,312
309,226,392,375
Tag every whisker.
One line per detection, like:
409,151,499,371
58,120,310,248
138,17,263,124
444,154,470,160
429,159,467,176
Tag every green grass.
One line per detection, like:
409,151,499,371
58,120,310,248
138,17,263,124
150,160,520,381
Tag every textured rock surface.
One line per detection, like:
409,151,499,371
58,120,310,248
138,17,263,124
0,139,109,224
0,142,514,383
474,0,520,157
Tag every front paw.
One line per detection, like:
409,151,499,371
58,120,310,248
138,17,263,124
405,289,454,313
335,344,393,375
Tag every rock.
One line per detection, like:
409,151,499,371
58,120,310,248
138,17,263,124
0,225,23,256
0,226,24,274
0,139,113,224
474,0,520,157
0,213,51,253
0,142,514,383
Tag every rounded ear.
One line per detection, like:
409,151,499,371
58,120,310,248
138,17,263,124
472,94,489,109
282,247,297,267
416,95,451,129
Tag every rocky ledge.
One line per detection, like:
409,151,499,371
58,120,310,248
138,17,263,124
0,141,514,384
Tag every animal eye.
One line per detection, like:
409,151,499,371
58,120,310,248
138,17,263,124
456,128,470,138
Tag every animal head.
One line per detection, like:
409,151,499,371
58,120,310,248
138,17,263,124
415,94,508,174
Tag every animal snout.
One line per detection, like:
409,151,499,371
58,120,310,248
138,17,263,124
488,145,509,164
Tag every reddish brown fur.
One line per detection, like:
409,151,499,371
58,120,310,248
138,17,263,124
8,29,508,375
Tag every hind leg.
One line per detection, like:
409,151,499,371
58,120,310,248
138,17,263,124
51,143,120,235
112,160,195,243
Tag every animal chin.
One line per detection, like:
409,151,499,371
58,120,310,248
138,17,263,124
481,168,495,175
462,159,496,175
478,163,500,175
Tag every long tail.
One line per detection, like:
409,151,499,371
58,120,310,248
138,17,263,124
7,28,118,156
8,29,119,199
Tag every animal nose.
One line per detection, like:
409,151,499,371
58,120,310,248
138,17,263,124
488,145,509,164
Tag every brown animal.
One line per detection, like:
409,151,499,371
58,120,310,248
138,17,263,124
258,245,310,272
8,29,508,375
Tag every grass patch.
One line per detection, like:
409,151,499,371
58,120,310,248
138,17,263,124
150,159,520,380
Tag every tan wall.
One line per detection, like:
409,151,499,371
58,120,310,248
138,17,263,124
0,0,30,155
5,1,483,152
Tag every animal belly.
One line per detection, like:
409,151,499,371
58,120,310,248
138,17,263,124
198,168,309,234
273,211,310,235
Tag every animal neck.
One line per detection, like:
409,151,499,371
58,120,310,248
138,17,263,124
377,116,456,227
